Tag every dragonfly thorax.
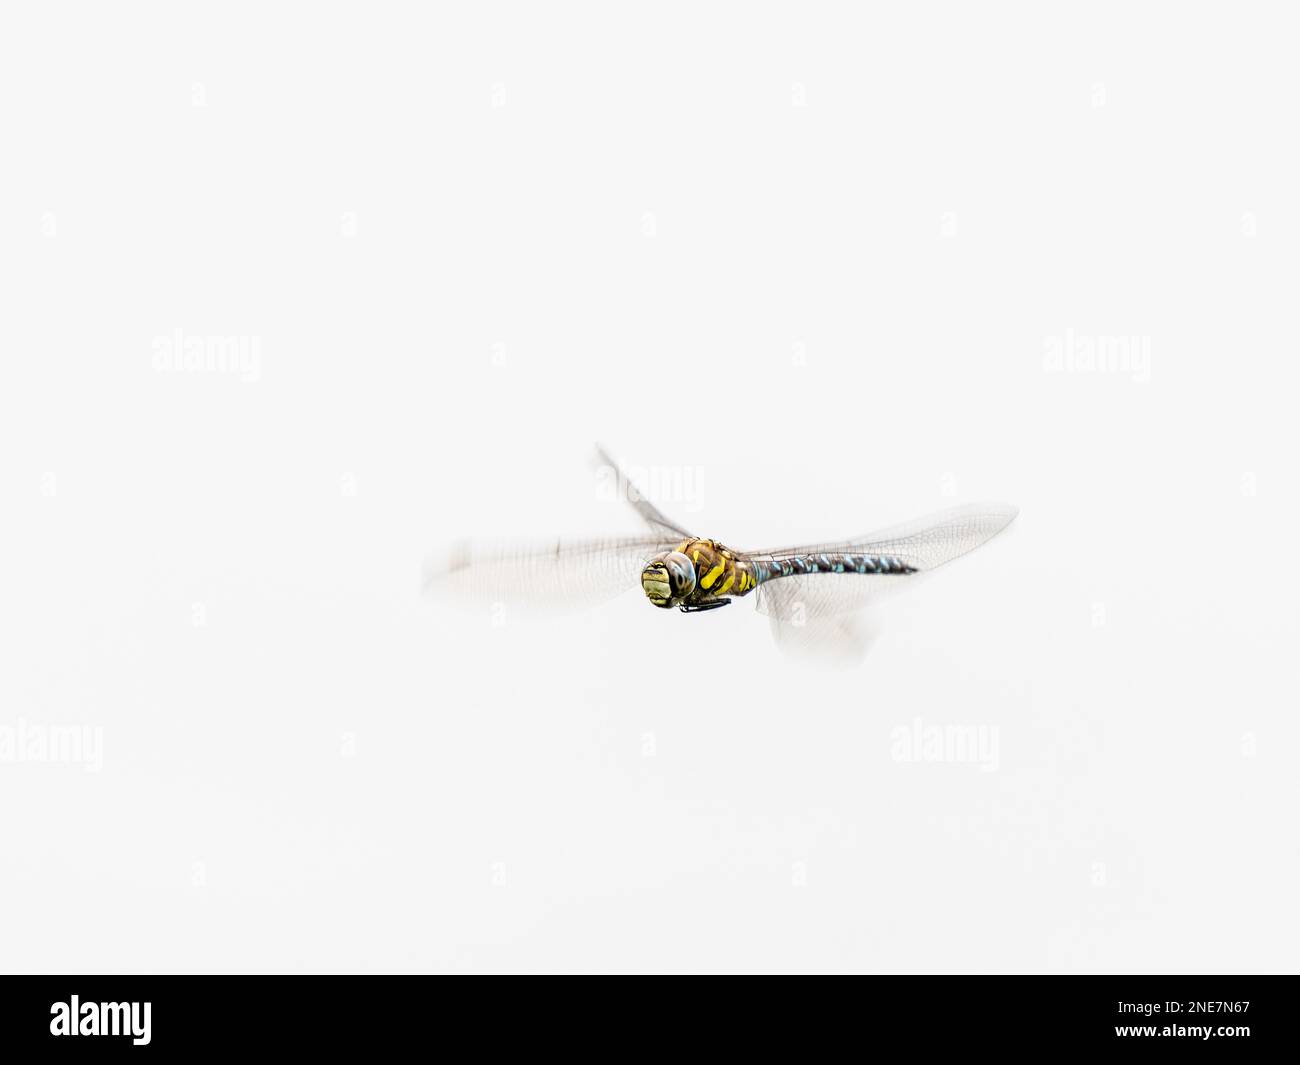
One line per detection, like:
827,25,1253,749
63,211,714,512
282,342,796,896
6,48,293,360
640,551,696,608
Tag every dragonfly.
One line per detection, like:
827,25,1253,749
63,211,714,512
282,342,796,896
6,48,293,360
427,447,1017,661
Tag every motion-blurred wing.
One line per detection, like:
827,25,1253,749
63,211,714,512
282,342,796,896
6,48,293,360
750,502,1017,621
424,536,671,612
760,589,880,666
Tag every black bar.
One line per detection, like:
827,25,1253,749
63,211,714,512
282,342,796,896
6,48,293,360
1,975,1290,1053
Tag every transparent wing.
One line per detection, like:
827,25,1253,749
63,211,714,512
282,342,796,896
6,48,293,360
424,535,671,612
754,571,893,623
751,502,1018,568
593,443,695,542
750,502,1017,621
761,589,881,666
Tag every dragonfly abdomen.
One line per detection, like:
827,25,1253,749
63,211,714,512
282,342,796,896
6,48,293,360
754,552,917,583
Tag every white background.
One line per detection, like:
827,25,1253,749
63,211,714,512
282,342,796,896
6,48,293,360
2,2,1297,974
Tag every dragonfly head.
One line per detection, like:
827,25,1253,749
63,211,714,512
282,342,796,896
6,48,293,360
641,551,696,608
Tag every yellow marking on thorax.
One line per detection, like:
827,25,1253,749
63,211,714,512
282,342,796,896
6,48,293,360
699,559,725,589
716,573,735,595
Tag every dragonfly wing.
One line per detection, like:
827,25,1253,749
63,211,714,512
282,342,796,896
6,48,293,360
759,580,881,665
424,535,671,612
749,502,1017,621
593,443,696,542
751,502,1018,570
753,570,886,622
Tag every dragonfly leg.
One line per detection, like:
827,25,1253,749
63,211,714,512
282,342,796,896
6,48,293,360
679,599,732,613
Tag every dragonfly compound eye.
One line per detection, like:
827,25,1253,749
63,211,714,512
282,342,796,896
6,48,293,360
663,552,696,597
